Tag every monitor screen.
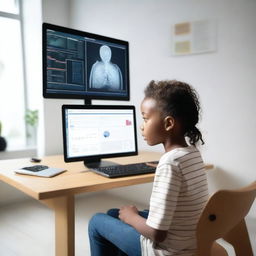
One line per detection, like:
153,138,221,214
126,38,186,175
43,23,130,101
62,105,138,166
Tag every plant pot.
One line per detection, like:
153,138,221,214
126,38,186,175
0,136,7,151
26,125,37,147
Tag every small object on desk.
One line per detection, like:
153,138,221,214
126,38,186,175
30,157,41,163
145,161,158,168
15,165,66,177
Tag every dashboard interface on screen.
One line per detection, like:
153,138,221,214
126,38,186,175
43,23,130,100
62,105,137,162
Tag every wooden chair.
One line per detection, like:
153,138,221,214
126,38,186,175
195,181,256,256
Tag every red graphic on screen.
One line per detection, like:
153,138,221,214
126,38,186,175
126,120,132,126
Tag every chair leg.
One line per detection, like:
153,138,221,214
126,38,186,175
223,219,253,256
211,242,228,256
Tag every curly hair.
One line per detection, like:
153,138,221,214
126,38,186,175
144,80,204,145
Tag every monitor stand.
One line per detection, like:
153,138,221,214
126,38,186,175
84,157,120,169
82,99,119,169
84,99,92,105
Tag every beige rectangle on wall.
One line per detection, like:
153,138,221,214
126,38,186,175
171,19,217,56
174,22,191,35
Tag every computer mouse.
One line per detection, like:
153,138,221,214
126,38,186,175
30,157,41,163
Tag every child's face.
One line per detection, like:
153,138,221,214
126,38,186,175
140,98,167,146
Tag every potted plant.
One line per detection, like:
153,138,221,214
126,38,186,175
25,109,38,146
0,121,7,151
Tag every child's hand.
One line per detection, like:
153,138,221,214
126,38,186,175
119,205,139,224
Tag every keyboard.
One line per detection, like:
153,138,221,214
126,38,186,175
90,161,158,178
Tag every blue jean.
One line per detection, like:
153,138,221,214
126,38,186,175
88,208,149,256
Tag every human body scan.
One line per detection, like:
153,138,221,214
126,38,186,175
89,45,123,90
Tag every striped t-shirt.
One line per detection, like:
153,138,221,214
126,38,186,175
141,146,209,256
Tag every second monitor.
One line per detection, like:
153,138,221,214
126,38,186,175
43,23,130,102
62,104,138,168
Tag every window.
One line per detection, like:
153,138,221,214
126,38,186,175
0,0,27,150
0,0,19,14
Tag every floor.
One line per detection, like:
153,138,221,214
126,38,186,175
0,193,255,256
0,193,147,256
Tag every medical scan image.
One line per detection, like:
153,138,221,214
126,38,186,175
89,45,123,90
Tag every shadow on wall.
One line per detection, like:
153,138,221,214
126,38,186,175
206,167,256,218
206,166,252,194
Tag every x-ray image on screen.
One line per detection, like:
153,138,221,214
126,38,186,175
87,44,125,91
43,23,130,100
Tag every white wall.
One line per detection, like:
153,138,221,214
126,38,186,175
39,0,77,156
54,0,255,215
38,0,256,211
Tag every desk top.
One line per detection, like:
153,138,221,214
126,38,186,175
0,151,162,200
0,151,213,200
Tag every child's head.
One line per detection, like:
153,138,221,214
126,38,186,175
141,80,204,147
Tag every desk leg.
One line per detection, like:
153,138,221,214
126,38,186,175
42,195,75,256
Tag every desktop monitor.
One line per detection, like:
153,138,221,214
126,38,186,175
43,23,130,102
62,105,138,167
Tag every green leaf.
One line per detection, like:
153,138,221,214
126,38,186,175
25,109,39,127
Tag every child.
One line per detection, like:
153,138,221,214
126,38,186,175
88,80,209,256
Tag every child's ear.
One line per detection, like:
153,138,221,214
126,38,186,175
164,116,175,131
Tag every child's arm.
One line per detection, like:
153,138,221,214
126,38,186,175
119,205,167,243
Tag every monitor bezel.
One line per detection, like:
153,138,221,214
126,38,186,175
62,104,138,163
43,23,130,101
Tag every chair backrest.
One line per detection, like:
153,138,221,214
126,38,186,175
196,181,256,256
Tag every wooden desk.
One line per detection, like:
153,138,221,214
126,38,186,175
0,151,213,256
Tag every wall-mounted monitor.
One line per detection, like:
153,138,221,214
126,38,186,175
43,23,130,102
62,104,138,167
